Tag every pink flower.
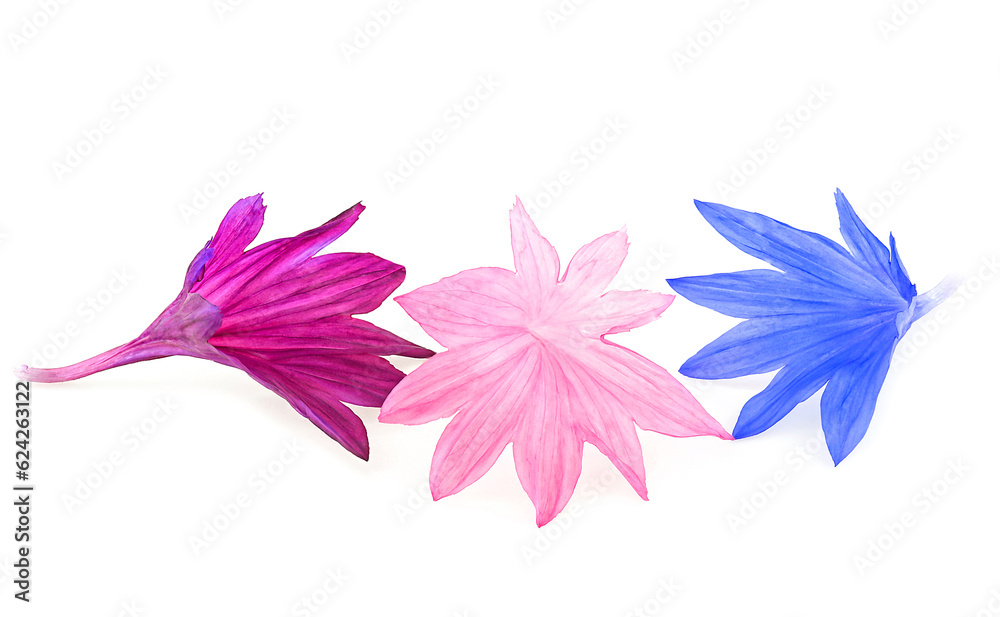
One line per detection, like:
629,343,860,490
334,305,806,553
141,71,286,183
379,198,732,525
17,194,432,460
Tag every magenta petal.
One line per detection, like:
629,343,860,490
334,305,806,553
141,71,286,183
200,193,266,282
210,314,432,358
234,352,371,459
211,253,406,328
19,196,429,460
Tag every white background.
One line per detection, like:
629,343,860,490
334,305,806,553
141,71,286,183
3,1,999,615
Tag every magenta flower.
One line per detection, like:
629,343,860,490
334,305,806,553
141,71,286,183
379,198,732,526
17,194,431,460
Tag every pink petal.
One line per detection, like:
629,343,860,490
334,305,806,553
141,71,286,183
561,229,629,295
577,290,673,337
588,340,733,439
430,344,543,499
512,351,585,527
379,334,532,425
554,351,648,498
510,197,560,301
396,267,527,348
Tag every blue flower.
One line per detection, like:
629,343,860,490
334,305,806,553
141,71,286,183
667,190,955,465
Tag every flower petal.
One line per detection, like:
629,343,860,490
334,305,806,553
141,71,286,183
510,197,560,300
379,334,532,425
554,352,647,498
210,314,431,358
834,189,894,286
211,253,406,330
576,289,672,337
194,203,364,297
586,341,732,439
225,347,406,408
430,344,542,499
561,229,628,297
396,267,527,348
888,234,917,302
680,309,901,380
200,193,266,283
512,350,584,527
231,351,371,459
820,328,896,465
667,269,899,319
693,199,889,298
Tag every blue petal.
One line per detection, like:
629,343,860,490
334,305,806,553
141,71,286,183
731,362,832,439
820,327,897,465
680,309,901,380
693,200,889,298
668,269,895,319
834,189,894,285
888,234,917,302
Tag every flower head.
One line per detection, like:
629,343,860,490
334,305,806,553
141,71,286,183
667,189,955,465
17,194,432,460
379,198,732,526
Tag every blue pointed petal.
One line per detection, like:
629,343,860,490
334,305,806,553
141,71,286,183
693,199,889,298
731,362,832,439
668,269,894,319
888,234,917,302
834,189,894,285
680,309,901,380
820,327,897,465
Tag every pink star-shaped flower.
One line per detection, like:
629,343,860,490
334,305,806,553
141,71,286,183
380,198,732,526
